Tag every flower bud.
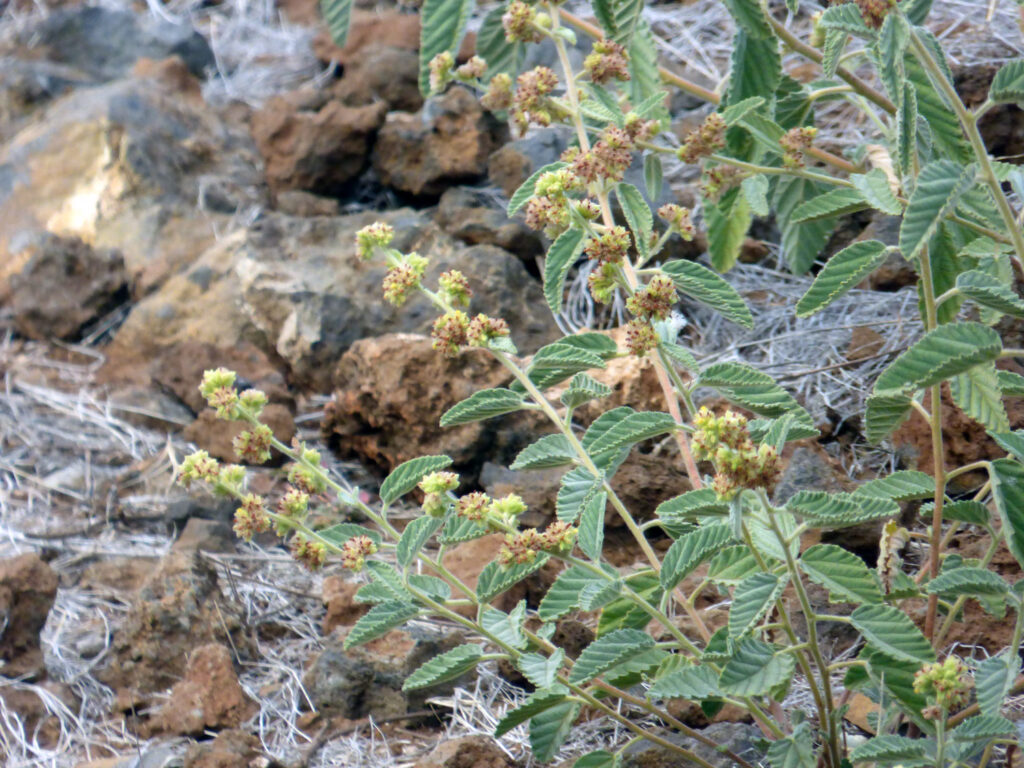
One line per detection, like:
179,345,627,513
503,2,544,43
456,491,492,522
438,270,472,308
678,112,727,164
481,73,514,112
277,488,310,518
233,423,273,464
584,226,631,264
584,40,630,85
428,51,455,94
341,535,378,572
178,450,220,488
238,388,268,418
658,204,696,241
467,314,511,347
431,310,471,357
356,222,395,260
626,275,677,321
420,471,460,494
624,319,659,357
489,493,527,520
214,464,246,496
455,55,487,81
234,494,270,541
291,535,327,570
913,657,972,711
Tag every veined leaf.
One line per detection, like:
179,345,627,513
494,684,570,737
787,491,899,529
418,0,474,96
748,412,820,449
820,2,875,37
775,176,837,274
476,555,549,602
874,322,1002,396
380,455,453,506
853,470,935,501
530,700,580,763
320,0,353,46
539,565,607,621
957,270,1024,317
585,411,678,455
661,524,736,590
508,162,566,215
729,572,785,638
719,638,796,697
864,392,914,444
990,458,1024,569
791,187,868,223
999,369,1024,396
408,573,450,600
517,649,565,689
850,735,933,765
511,434,576,470
795,240,889,317
660,259,754,328
345,601,420,648
723,0,772,38
926,566,1009,598
899,160,976,261
643,153,664,202
440,388,526,427
721,96,766,125
698,362,807,419
921,499,990,526
951,362,1010,433
850,604,935,664
525,342,607,391
616,183,653,256
403,644,483,691
896,82,918,176
741,174,770,217
319,523,382,549
598,572,662,636
766,722,816,768
578,490,607,561
648,663,721,700
656,488,730,521
852,169,902,215
439,514,488,544
568,629,655,684
481,602,528,649
992,430,1024,462
975,650,1016,718
708,545,766,585
706,186,751,273
561,372,612,411
800,544,884,604
822,29,847,78
990,59,1024,105
556,466,603,523
397,516,442,568
951,714,1016,742
725,30,781,106
476,5,522,81
544,228,587,314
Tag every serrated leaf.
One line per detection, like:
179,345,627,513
957,270,1024,317
852,169,902,215
906,49,969,161
706,187,751,273
896,82,918,176
439,514,488,544
708,546,765,585
723,0,772,38
440,388,525,428
579,579,622,611
508,162,567,215
850,735,932,765
561,372,612,411
476,555,549,602
874,322,1002,396
661,524,736,590
791,187,868,223
951,362,1010,433
625,19,667,126
659,341,700,374
721,96,766,125
585,411,678,455
991,60,1024,104
725,30,781,106
993,430,1024,462
481,602,527,649
380,455,453,506
418,0,474,96
990,458,1024,569
899,160,976,261
397,516,442,568
345,601,420,649
512,434,576,471
530,700,580,763
864,392,914,444
408,573,450,600
320,0,353,47
748,413,820,448
719,638,796,696
975,650,1017,718
319,523,382,549
569,629,655,684
729,572,785,638
656,488,730,521
999,369,1024,396
538,566,605,621
698,362,808,419
820,2,875,37
766,722,816,768
921,499,990,526
574,750,617,768
822,28,847,78
853,470,936,501
403,644,483,691
643,153,663,202
850,604,935,664
476,5,522,81
494,685,570,737
660,259,754,328
518,649,565,689
800,544,884,604
741,174,770,217
775,176,838,274
544,228,587,314
578,490,607,561
648,664,721,700
926,566,1009,598
952,714,1016,741
556,466,603,524
616,183,653,256
527,341,608,391
795,240,889,317
787,491,899,529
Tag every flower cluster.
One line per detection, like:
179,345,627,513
626,275,677,321
853,0,894,29
431,310,470,357
624,318,659,356
678,112,727,164
584,40,630,84
292,535,327,571
428,51,455,94
779,126,817,169
382,252,428,306
420,470,460,516
482,73,514,111
356,222,394,260
233,493,270,540
512,66,560,133
700,165,745,203
913,657,973,714
467,314,510,347
502,1,545,43
341,535,378,572
584,226,631,264
524,167,581,237
438,270,472,308
287,445,328,495
691,407,782,500
567,125,635,185
178,449,220,488
658,204,696,241
456,491,491,522
498,521,578,566
233,423,273,464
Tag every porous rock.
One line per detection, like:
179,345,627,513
0,553,59,677
322,575,368,634
332,45,423,113
435,186,544,264
415,734,515,768
154,643,257,736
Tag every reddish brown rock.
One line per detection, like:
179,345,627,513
251,94,386,196
184,728,264,768
312,11,475,68
322,575,368,634
155,643,257,736
332,45,423,113
415,734,515,768
183,404,295,464
0,553,59,677
78,557,152,594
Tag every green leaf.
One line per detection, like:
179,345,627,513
527,342,607,393
990,60,1024,105
659,341,700,374
708,546,765,585
822,29,847,78
787,490,899,529
800,544,884,604
508,162,566,215
403,644,483,691
418,0,474,96
896,82,918,176
748,413,820,448
481,602,528,649
603,0,644,45
766,722,816,768
926,566,1009,598
725,30,781,105
698,362,809,419
957,269,1024,317
320,0,353,46
616,183,653,256
396,516,442,568
853,470,936,501
380,455,453,506
729,572,785,638
721,96,766,126
723,0,772,38
975,649,1016,718
706,187,751,273
582,84,624,124
530,700,580,763
439,388,526,427
791,187,868,223
344,601,420,649
851,169,902,215
906,50,969,161
992,430,1024,462
578,490,607,561
319,523,382,549
648,664,721,699
561,372,612,411
850,735,932,765
951,362,1010,433
661,524,736,590
476,5,522,81
544,228,587,314
795,240,889,317
518,649,564,689
439,514,488,544
719,638,796,697
476,555,549,602
539,565,607,621
864,392,914,444
999,369,1024,396
585,411,677,455
626,19,667,125
775,176,838,274
921,499,990,526
494,685,570,737
849,604,935,664
952,714,1016,742
656,488,730,521
569,629,655,684
899,160,976,261
660,259,754,328
990,458,1024,569
643,153,663,204
874,322,1002,396
741,174,770,217
556,466,604,524
408,573,450,600
820,2,875,37
511,434,576,470
573,750,617,768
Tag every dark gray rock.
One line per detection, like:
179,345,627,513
435,186,544,265
621,722,763,768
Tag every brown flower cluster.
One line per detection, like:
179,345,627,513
700,165,745,203
567,125,635,184
502,1,544,43
512,66,560,133
498,521,578,566
431,310,471,357
779,126,817,169
626,274,677,321
584,226,631,264
233,493,270,541
584,40,630,84
658,204,696,241
691,407,781,501
678,112,726,164
624,318,659,357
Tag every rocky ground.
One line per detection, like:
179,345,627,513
1,1,1024,767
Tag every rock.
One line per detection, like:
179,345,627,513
773,444,853,506
313,10,475,68
275,190,340,217
487,127,570,199
154,643,257,736
183,404,296,464
374,87,506,198
17,6,214,82
415,735,514,768
323,334,541,478
435,186,544,264
105,386,195,430
184,728,265,768
164,495,238,530
322,575,368,634
78,557,153,594
0,75,265,296
0,553,59,677
333,46,423,113
305,624,468,719
251,94,387,196
0,58,93,139
955,63,1024,160
171,517,236,554
8,234,128,341
621,722,763,768
111,210,559,391
97,550,248,697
